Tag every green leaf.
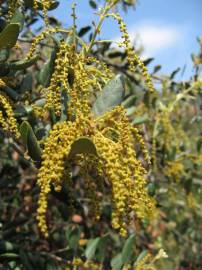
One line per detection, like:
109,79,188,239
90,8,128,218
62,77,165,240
19,73,33,94
197,137,202,152
35,128,47,140
121,234,136,266
35,98,46,107
67,67,74,87
152,65,161,74
122,95,137,108
107,50,125,59
60,89,69,121
10,10,24,31
8,54,39,70
96,235,110,262
110,235,136,269
126,106,136,117
92,74,125,117
132,114,148,125
0,49,9,62
0,23,20,50
170,67,180,80
50,108,57,125
8,261,18,269
20,121,42,162
67,226,81,251
85,237,101,260
14,105,33,117
1,85,20,101
29,254,46,270
0,18,6,31
143,57,154,66
0,253,19,258
0,241,16,252
26,129,42,162
19,250,34,270
0,64,10,76
147,183,156,196
20,121,29,147
89,0,97,9
111,253,123,270
68,137,98,159
134,250,148,266
78,26,91,37
38,48,57,87
46,262,58,270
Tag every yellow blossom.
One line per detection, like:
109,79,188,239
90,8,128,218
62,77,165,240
37,107,155,237
0,90,19,138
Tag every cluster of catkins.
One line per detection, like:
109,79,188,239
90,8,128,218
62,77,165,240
0,80,20,138
0,0,156,238
8,0,51,24
34,40,155,237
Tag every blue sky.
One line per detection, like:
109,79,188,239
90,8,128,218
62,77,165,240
52,0,202,79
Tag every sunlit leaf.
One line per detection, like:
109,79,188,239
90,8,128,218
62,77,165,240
68,137,98,159
92,74,125,117
0,23,20,49
20,121,42,162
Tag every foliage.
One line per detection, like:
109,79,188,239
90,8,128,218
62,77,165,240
0,1,202,269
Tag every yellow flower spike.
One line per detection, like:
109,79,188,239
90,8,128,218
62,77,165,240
32,105,45,119
134,253,153,270
165,161,184,182
107,13,155,92
131,126,151,165
0,92,20,138
87,56,113,82
187,192,196,208
160,111,175,150
26,28,56,60
80,162,102,221
41,1,51,26
33,0,38,10
34,9,156,237
43,42,101,117
37,115,93,236
69,54,92,116
151,137,157,171
8,0,53,25
43,41,71,115
37,106,155,237
8,0,21,18
93,107,155,234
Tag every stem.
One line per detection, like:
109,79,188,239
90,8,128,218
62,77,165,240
71,3,77,46
86,14,105,54
94,39,115,44
86,1,116,55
